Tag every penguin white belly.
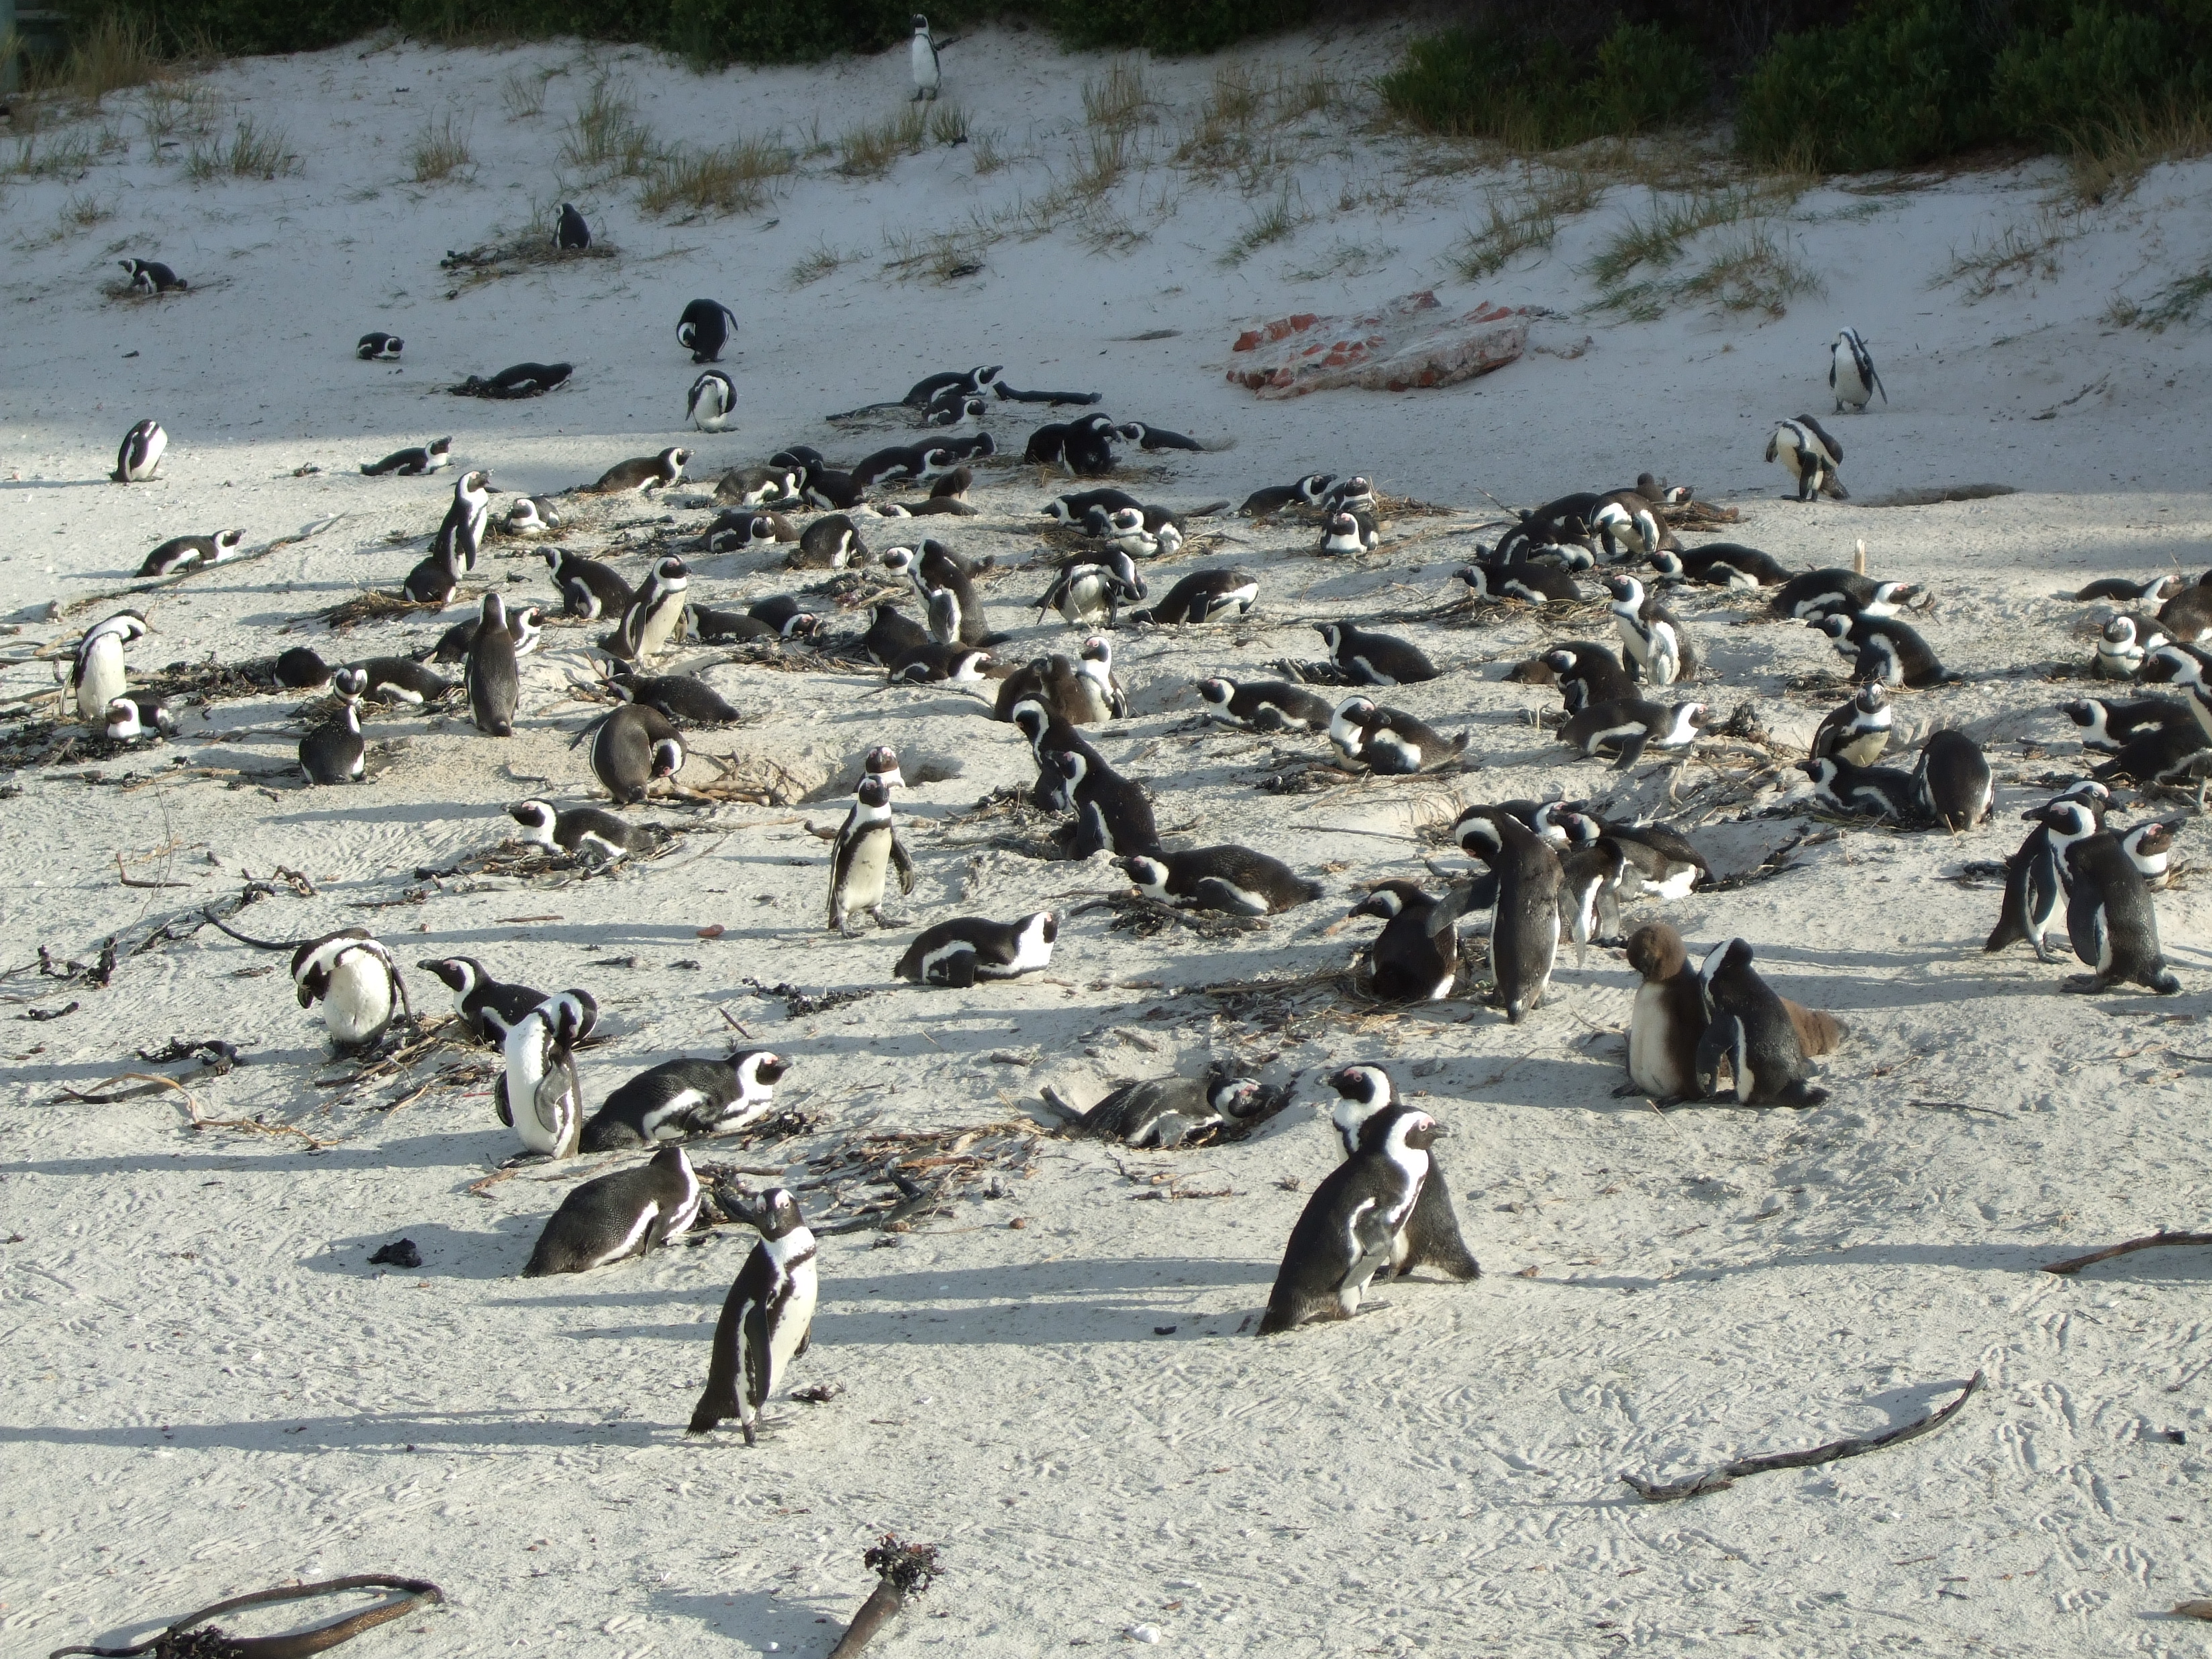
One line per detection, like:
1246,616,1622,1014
641,1088,709,1140
910,36,939,91
636,599,683,660
1627,983,1691,1097
838,832,893,913
323,952,393,1045
587,1201,667,1270
999,927,1055,975
1646,866,1698,901
504,1025,574,1156
769,1249,818,1385
917,942,976,983
77,639,126,722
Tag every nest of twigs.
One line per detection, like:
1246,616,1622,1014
438,236,617,290
141,654,288,703
315,592,452,633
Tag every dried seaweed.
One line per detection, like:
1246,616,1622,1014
312,592,452,633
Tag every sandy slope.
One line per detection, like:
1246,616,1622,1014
4,25,2212,1659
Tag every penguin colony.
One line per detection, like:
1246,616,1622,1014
15,119,2203,1606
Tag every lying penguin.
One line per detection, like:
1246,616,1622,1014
1038,1062,1276,1149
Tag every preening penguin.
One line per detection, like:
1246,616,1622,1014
497,991,595,1160
1766,416,1847,501
1193,676,1334,734
523,1146,703,1277
120,258,187,295
1118,846,1323,916
1829,328,1887,412
1127,567,1258,626
1607,575,1694,687
1695,939,1830,1107
299,666,368,785
1452,807,1562,1024
1040,1063,1268,1150
895,912,1058,988
1037,551,1146,628
589,704,685,805
605,555,691,663
138,530,244,576
1256,1103,1440,1335
1915,730,1993,831
1811,612,1960,689
105,695,176,742
554,202,592,250
689,1188,818,1444
1320,511,1380,555
1539,642,1636,713
1342,881,1468,1003
582,1050,789,1150
434,468,493,573
688,370,737,432
677,299,740,363
465,592,521,737
509,799,654,863
291,928,411,1053
792,513,866,571
113,418,166,483
415,956,550,1046
1327,1064,1480,1282
1317,621,1436,687
826,775,916,935
68,610,150,724
2094,614,2164,679
1327,697,1467,775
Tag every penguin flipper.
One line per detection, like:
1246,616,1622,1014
932,947,979,989
1694,1014,1748,1102
687,1287,752,1435
890,832,917,895
1611,732,1649,770
494,1074,513,1128
742,1285,776,1412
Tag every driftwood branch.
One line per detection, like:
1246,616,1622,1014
2042,1230,2212,1276
50,1572,441,1658
827,1536,940,1659
1621,1372,1984,1503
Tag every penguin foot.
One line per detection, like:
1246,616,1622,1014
2060,974,2109,993
497,1151,554,1168
871,908,911,929
1610,1081,1649,1099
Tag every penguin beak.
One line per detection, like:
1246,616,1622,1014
1427,1123,1451,1139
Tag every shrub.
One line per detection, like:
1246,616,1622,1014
1380,17,1708,149
1735,0,1999,170
1032,0,1310,55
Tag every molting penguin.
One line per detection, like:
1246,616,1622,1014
1119,846,1323,915
677,299,740,363
554,202,591,250
826,775,916,934
68,610,150,723
1811,683,1891,766
589,704,685,805
291,928,411,1052
138,530,244,576
509,799,654,863
1040,1065,1267,1150
1829,328,1887,413
895,912,1058,988
523,1146,703,1276
113,418,166,483
688,370,737,432
1452,807,1562,1024
1256,1103,1440,1335
1317,621,1436,687
1766,415,1847,501
1696,938,1829,1107
415,956,550,1046
1327,697,1468,775
466,592,521,737
605,556,690,663
1915,730,1992,831
497,991,594,1160
1623,922,1705,1102
1193,676,1334,734
299,667,368,785
581,1050,789,1150
356,331,403,361
688,1188,817,1444
1557,698,1705,769
1328,1064,1479,1282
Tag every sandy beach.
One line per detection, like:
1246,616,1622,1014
5,23,2212,1657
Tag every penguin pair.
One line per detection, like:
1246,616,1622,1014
497,991,597,1160
1811,612,1959,688
1009,700,1105,811
1193,676,1333,735
884,541,999,648
1327,697,1467,776
1040,1062,1267,1150
105,696,177,742
1984,781,2110,962
1118,846,1323,916
588,704,685,804
1623,924,1842,1107
2028,798,2182,994
826,776,916,934
1766,416,1847,500
1037,550,1146,628
1316,621,1435,687
895,913,1058,988
581,1049,789,1150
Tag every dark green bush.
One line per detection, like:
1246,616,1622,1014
1032,0,1311,55
1379,15,1707,146
1991,1,2212,142
664,0,910,64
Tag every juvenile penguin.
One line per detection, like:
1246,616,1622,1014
554,202,591,250
688,370,737,432
497,991,594,1160
1557,698,1705,769
415,956,550,1046
523,1146,703,1277
1454,807,1562,1023
606,556,690,662
895,912,1057,987
1327,697,1468,775
288,927,411,1052
1317,621,1437,686
434,469,493,573
356,331,403,361
1256,1103,1440,1335
581,1050,789,1150
1622,922,1705,1102
688,1188,817,1444
68,610,151,723
1119,846,1323,915
1811,683,1891,766
1915,730,1993,831
138,530,244,576
1766,415,1847,501
466,591,521,737
1344,882,1467,1003
1126,567,1257,626
677,299,740,363
1695,939,1829,1107
299,667,368,785
1193,676,1334,734
1042,1064,1265,1150
360,437,452,477
1327,1064,1480,1281
827,775,916,935
589,705,684,805
113,418,166,483
1829,328,1887,412
509,799,654,863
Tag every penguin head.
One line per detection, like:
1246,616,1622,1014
865,745,905,789
911,12,929,28
1699,937,1753,995
1451,807,1504,862
332,666,369,702
1050,750,1088,785
665,447,692,472
855,774,893,811
750,1187,807,1240
548,989,597,1046
105,698,143,739
1117,854,1170,898
1296,473,1336,502
654,555,689,587
276,647,333,690
1345,885,1410,922
1327,696,1376,752
481,591,507,626
1021,910,1059,948
1664,702,1709,744
1080,636,1111,668
1209,1072,1264,1118
1605,576,1644,608
211,530,246,558
1315,621,1344,652
2029,799,2098,842
732,1049,788,1095
1625,921,1687,983
415,956,481,994
1854,683,1889,715
881,546,917,576
1813,613,1852,640
1009,701,1049,746
1193,677,1234,709
1329,1064,1392,1110
2056,778,2110,807
1648,552,1685,581
87,609,152,650
650,736,685,780
2103,616,2138,646
1799,757,1838,787
1105,507,1144,536
460,468,491,497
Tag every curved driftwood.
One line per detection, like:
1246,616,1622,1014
51,1574,442,1659
2042,1229,2212,1276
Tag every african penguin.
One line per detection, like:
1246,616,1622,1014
113,418,166,483
689,370,738,432
1040,1063,1266,1150
1811,683,1892,766
1343,881,1466,1003
1317,621,1436,687
299,668,368,785
121,257,187,294
548,548,634,621
894,912,1058,988
357,331,403,361
1053,749,1162,859
613,669,737,726
1193,676,1334,734
2048,803,2182,995
688,1187,817,1444
1695,939,1829,1107
1557,698,1705,769
354,657,453,706
135,529,242,579
415,956,550,1046
1607,576,1693,687
1829,328,1887,413
465,592,521,737
582,1050,789,1151
1327,1064,1480,1282
1539,643,1636,713
554,203,591,250
1766,416,1847,501
496,991,595,1160
104,695,176,742
523,1146,703,1277
1770,567,1924,619
592,447,689,495
2075,573,2181,603
1650,542,1790,589
509,799,654,863
2060,695,2191,752
677,298,740,363
289,928,411,1053
827,775,916,934
1038,552,1146,628
605,556,690,664
1327,697,1468,775
1622,922,1705,1103
1129,567,1260,627
1119,846,1323,915
589,705,685,805
1915,730,1993,832
1798,754,1923,820
360,437,452,477
1452,807,1562,1023
68,610,150,723
1238,474,1335,517
1256,1103,1440,1335
1812,613,1960,689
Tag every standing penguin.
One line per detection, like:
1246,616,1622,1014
1454,807,1562,1023
1607,576,1692,687
2045,801,2182,995
677,299,740,363
434,470,493,573
1829,328,1887,412
909,13,946,101
1766,416,1848,501
300,666,369,785
1695,940,1829,1107
589,704,685,805
1915,730,1992,831
688,369,737,432
606,556,691,663
826,775,916,935
689,1188,818,1444
522,1146,703,1277
68,611,151,724
1985,783,2109,962
1621,921,1707,1102
466,592,521,738
291,928,410,1052
554,203,592,250
1256,1103,1441,1336
1328,1065,1480,1282
112,419,166,483
497,991,595,1160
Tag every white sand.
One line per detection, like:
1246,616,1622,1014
5,26,2212,1658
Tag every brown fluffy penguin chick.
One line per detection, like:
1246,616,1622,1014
1621,922,1703,1101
